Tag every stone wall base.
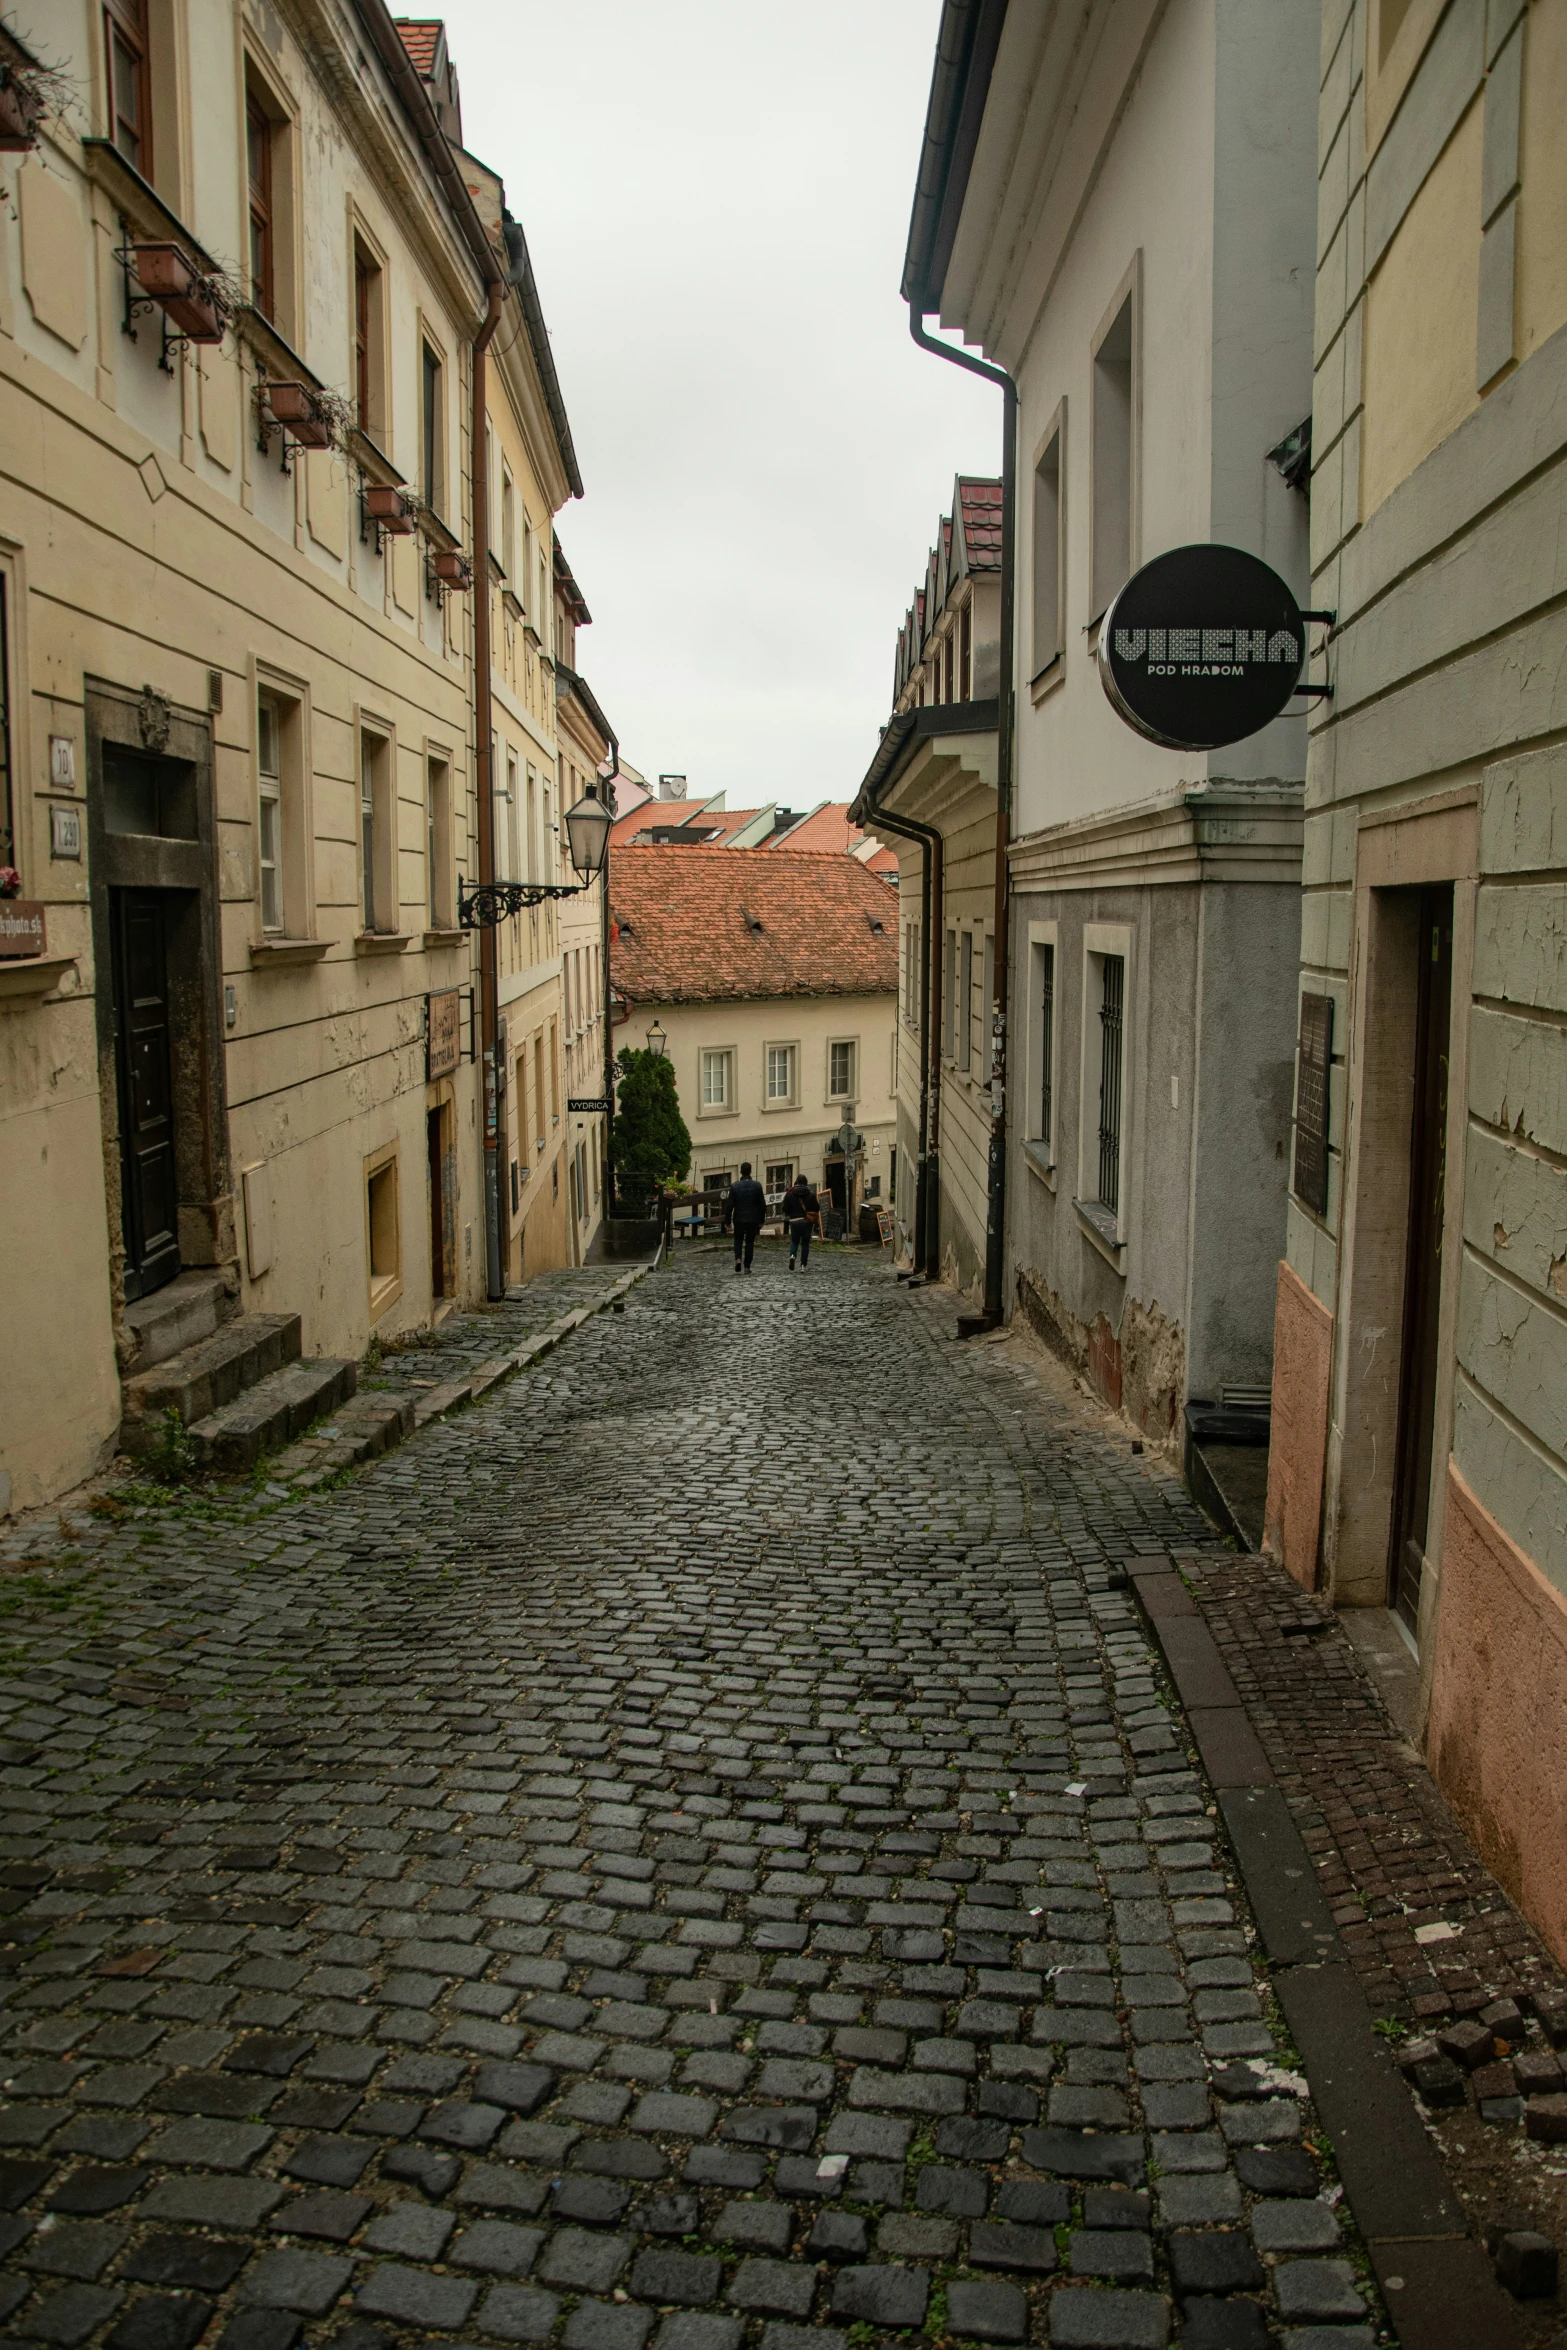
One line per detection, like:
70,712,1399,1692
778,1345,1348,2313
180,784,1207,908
1427,1462,1567,1971
1263,1258,1333,1591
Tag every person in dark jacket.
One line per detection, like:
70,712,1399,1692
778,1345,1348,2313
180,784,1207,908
722,1162,767,1273
780,1174,818,1270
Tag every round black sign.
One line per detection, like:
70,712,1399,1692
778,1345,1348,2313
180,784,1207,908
1097,544,1306,750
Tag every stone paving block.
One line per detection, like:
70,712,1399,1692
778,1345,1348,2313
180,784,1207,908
969,2221,1058,2273
15,2283,124,2344
21,2221,126,2279
362,2202,455,2259
1251,2199,1341,2252
1271,2260,1366,2322
123,2233,250,2290
104,2290,213,2350
477,2286,560,2342
726,2259,815,2316
564,2305,656,2350
213,2315,301,2350
138,2178,285,2230
1179,2302,1268,2350
538,2228,632,2292
449,2220,543,2275
1045,2287,1171,2347
829,2264,929,2329
238,2250,354,2315
355,2264,479,2328
946,2279,1029,2342
713,2198,792,2251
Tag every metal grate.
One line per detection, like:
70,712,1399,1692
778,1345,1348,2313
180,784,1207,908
1039,943,1055,1146
1098,953,1124,1214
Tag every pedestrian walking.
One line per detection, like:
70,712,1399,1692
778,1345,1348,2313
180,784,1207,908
722,1161,767,1273
781,1173,818,1270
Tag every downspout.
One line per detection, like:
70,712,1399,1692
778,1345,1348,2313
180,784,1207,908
472,276,506,1299
599,733,619,1215
865,801,942,1280
909,309,1016,1325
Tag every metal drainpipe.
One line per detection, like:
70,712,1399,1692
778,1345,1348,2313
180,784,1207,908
865,801,941,1279
909,309,1017,1326
472,279,507,1300
599,734,619,1217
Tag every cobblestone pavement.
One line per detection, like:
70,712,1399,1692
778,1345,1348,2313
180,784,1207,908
0,1246,1383,2350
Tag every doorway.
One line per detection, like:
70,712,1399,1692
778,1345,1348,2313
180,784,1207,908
110,889,181,1299
1388,884,1454,1633
428,1107,447,1298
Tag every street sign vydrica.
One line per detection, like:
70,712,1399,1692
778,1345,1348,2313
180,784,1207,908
1098,543,1309,750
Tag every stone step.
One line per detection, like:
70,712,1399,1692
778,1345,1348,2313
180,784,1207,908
121,1312,303,1441
122,1270,239,1372
189,1356,359,1473
269,1392,416,1488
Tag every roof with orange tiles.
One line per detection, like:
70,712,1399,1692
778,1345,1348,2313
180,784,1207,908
610,848,897,1004
958,476,1003,570
765,805,897,876
395,19,443,74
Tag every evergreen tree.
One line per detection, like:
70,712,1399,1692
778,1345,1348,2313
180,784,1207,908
610,1046,691,1211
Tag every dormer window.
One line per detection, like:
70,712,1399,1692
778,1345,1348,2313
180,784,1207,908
744,911,765,937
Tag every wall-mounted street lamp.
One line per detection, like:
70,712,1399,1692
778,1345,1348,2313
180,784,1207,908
459,782,611,928
645,1018,668,1058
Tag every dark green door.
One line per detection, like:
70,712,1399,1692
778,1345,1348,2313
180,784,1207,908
111,889,181,1300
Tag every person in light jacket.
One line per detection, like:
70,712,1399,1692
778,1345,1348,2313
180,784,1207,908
780,1174,818,1270
722,1162,767,1273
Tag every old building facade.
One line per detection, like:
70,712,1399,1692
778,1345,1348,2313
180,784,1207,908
853,479,1003,1293
0,4,591,1513
903,0,1316,1434
1263,0,1567,1963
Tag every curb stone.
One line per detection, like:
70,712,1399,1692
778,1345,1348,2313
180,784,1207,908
1125,1558,1524,2350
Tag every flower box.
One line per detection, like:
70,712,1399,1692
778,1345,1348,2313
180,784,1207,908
0,67,43,150
429,549,472,588
264,381,334,448
130,242,226,342
365,484,418,534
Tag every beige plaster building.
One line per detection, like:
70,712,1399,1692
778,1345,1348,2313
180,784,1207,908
608,847,898,1226
0,4,586,1512
553,543,614,1262
1262,0,1567,1965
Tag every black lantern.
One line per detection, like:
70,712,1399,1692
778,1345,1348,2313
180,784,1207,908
564,784,612,880
646,1018,668,1058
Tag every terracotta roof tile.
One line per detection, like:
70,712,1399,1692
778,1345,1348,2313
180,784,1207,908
394,18,443,74
958,475,1003,570
610,847,897,1004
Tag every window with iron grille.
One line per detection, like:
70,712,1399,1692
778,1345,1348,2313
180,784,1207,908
1038,941,1055,1149
1097,953,1125,1214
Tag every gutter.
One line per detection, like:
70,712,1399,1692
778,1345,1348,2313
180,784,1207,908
901,0,1011,315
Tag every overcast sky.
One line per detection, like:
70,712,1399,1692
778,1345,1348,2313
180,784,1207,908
440,0,999,807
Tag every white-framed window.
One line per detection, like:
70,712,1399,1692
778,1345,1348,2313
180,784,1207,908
427,751,452,929
505,750,520,882
1078,920,1133,1244
1032,405,1065,683
359,724,394,933
1090,262,1140,623
701,1047,734,1111
764,1161,793,1199
829,1038,857,1099
257,695,282,933
765,1042,797,1105
1026,920,1059,1164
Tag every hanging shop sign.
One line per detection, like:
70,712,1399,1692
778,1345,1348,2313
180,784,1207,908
426,988,462,1081
1098,544,1319,750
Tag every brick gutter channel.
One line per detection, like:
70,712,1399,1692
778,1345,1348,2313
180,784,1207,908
279,1255,658,1489
1127,1559,1526,2350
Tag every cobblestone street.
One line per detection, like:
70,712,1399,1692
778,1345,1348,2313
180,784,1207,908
0,1248,1385,2350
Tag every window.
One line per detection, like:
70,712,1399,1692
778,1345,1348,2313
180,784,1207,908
1096,953,1125,1213
1034,937,1056,1154
505,750,520,882
257,698,282,932
1091,282,1137,621
982,933,994,1080
421,342,444,515
360,728,393,933
501,470,516,582
105,0,151,173
829,1039,857,1100
533,1033,545,1147
959,932,974,1072
364,1146,401,1317
1032,418,1063,676
574,1140,588,1221
701,1049,733,1110
549,1019,559,1122
246,94,274,320
0,578,12,877
353,240,386,439
427,754,452,929
943,632,954,704
961,601,972,700
944,929,958,1060
765,1162,793,1197
542,783,553,881
526,766,538,882
766,1043,796,1104
706,1169,733,1194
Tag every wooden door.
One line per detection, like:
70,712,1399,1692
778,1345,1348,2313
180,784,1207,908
1389,883,1454,1634
428,1106,447,1298
111,889,180,1299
